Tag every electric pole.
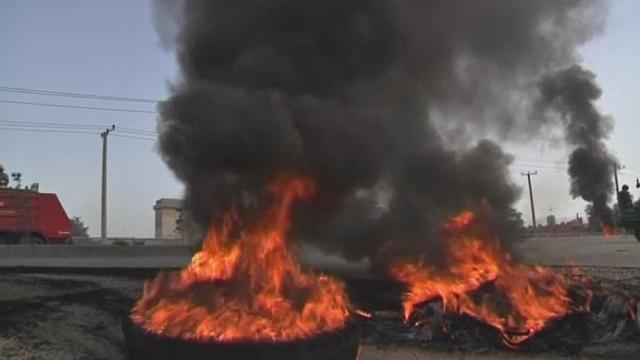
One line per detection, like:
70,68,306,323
101,125,115,242
521,171,538,235
613,162,620,194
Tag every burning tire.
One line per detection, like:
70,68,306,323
122,316,361,360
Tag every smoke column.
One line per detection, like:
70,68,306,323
153,0,612,261
538,66,615,225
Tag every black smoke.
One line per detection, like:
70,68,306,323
153,0,612,261
537,66,615,226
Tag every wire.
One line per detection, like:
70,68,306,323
0,126,98,135
0,119,156,135
512,157,567,166
0,99,157,114
0,120,105,130
512,163,568,170
515,155,564,163
0,86,160,104
0,126,158,143
116,125,157,135
111,133,156,141
0,121,158,141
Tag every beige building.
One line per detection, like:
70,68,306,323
153,198,183,239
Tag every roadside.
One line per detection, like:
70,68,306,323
1,272,639,360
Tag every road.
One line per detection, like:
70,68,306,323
1,234,638,272
516,234,640,268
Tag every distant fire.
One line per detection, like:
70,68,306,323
601,222,617,237
130,177,350,342
389,211,592,347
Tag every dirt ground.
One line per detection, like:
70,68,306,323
0,272,639,360
361,344,640,360
0,273,139,360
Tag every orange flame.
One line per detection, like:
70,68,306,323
389,211,591,347
130,176,350,342
601,222,617,237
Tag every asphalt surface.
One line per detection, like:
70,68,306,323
1,234,638,271
517,234,640,267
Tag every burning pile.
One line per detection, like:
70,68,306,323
389,211,594,347
130,177,350,342
138,0,639,353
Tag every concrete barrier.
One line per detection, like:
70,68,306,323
0,244,195,258
72,237,196,246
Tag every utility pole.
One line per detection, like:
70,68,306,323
101,125,115,242
613,162,620,194
521,171,538,235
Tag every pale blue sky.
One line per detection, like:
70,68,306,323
0,0,638,236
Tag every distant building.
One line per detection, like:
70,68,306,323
536,215,585,236
154,198,182,239
546,214,556,226
153,198,201,245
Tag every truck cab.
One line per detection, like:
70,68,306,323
0,189,72,244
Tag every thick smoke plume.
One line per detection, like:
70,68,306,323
154,0,611,261
537,66,615,225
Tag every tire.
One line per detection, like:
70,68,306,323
635,226,640,242
18,234,47,245
122,316,361,360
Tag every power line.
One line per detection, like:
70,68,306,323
0,99,157,114
0,126,157,141
112,133,156,141
116,125,156,135
0,119,156,135
512,157,567,166
511,162,567,170
0,86,160,104
0,126,98,135
515,155,565,163
0,119,105,130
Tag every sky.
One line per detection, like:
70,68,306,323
0,0,638,237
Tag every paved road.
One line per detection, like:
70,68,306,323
0,243,371,272
1,235,639,270
517,235,640,267
0,244,193,269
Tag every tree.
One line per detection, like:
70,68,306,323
507,208,525,230
0,164,9,188
70,217,90,237
585,204,602,231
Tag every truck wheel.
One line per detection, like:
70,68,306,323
19,235,47,245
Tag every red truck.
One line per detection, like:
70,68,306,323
0,189,72,244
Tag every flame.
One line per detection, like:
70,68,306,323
601,222,617,237
130,176,350,342
389,211,592,347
